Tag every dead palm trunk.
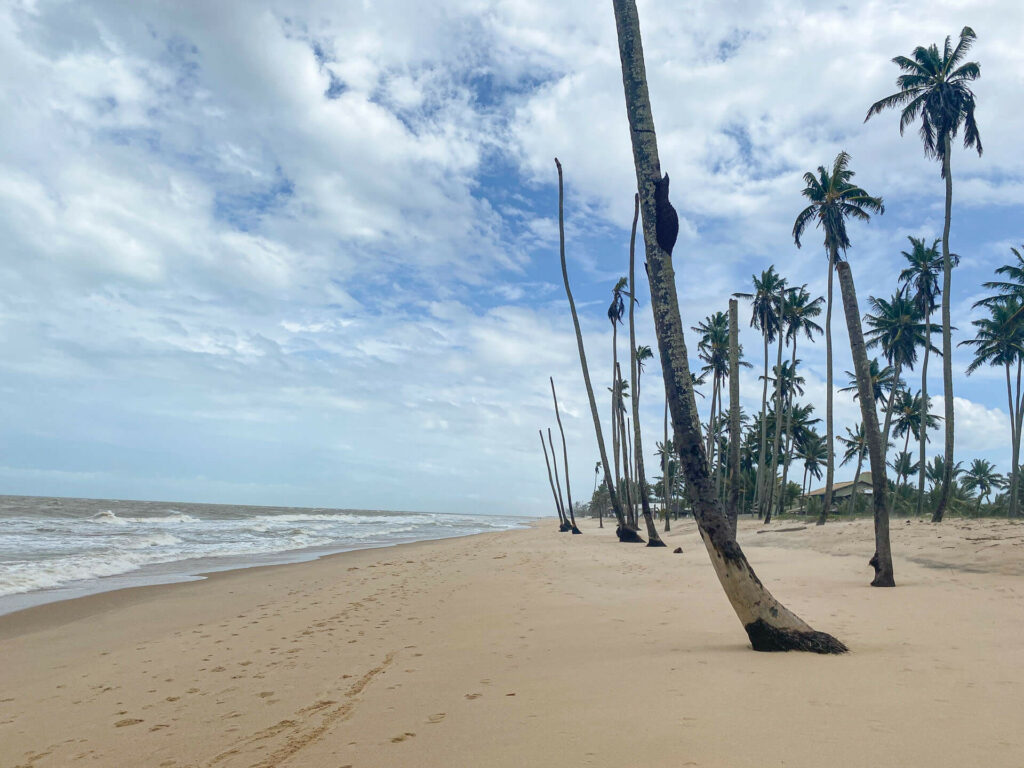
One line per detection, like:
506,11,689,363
933,135,955,523
554,158,640,542
550,378,582,533
727,298,741,538
612,0,846,651
818,247,837,525
837,261,894,586
540,430,568,530
627,195,666,546
547,428,569,526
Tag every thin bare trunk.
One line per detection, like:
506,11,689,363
554,158,638,541
756,332,769,518
818,248,836,525
727,298,741,538
777,341,798,520
916,316,932,517
612,0,845,651
837,261,894,586
764,312,785,524
663,398,671,532
933,137,955,522
847,450,864,517
539,430,567,529
550,378,581,534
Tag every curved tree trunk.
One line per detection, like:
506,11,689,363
554,159,640,542
547,429,569,527
800,465,809,515
550,378,582,533
837,262,894,586
727,298,741,538
818,248,837,525
880,358,902,461
764,313,786,524
916,315,932,517
933,138,955,522
612,0,846,651
847,450,864,517
540,430,569,530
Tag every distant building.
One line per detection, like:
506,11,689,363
804,472,873,507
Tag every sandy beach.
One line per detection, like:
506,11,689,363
2,517,1023,768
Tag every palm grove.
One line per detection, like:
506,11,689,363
537,5,1019,652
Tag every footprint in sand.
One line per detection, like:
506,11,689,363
114,718,143,727
257,691,275,698
427,713,446,724
390,732,416,743
464,693,482,700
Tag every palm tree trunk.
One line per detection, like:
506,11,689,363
819,247,837,525
727,298,741,538
897,428,912,513
880,358,902,458
612,324,621,494
837,261,894,586
1012,358,1022,518
540,430,568,530
800,465,809,514
663,398,671,531
764,316,786,524
546,428,569,529
554,158,639,541
756,332,770,519
612,0,846,651
550,378,582,533
933,136,955,523
916,316,932,517
776,342,799,520
847,450,864,517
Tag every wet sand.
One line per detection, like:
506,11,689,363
2,517,1023,767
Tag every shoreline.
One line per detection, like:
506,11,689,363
2,518,1023,767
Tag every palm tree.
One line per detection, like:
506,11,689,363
727,298,742,536
866,27,983,522
735,267,786,520
889,451,920,513
897,236,947,518
549,378,581,533
961,458,1004,516
960,297,1024,518
837,260,895,586
838,423,868,516
840,358,900,406
864,290,939,455
613,0,846,652
693,311,731,475
890,388,940,510
554,159,637,541
539,429,568,530
608,275,629,498
797,431,828,514
793,151,884,526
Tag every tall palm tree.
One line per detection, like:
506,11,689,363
727,298,742,536
793,151,885,526
838,423,868,516
889,451,920,513
961,458,1004,516
897,236,947,518
554,159,637,541
608,275,629,497
975,245,1024,517
866,27,983,522
735,267,786,519
840,358,900,407
960,297,1024,517
890,388,940,510
797,431,827,514
693,311,731,473
864,290,939,455
613,0,846,652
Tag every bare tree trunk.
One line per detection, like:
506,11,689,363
540,430,568,530
1011,358,1022,518
764,312,786,524
727,298,741,538
776,341,798,520
547,428,569,525
847,450,864,517
554,158,640,541
663,398,671,532
880,358,902,457
916,315,932,517
755,332,769,519
837,262,894,586
934,137,955,522
612,0,846,651
800,465,809,515
819,247,837,525
550,378,582,534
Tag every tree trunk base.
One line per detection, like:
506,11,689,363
571,526,583,534
558,523,571,532
744,619,848,654
645,538,667,547
868,553,896,587
616,526,646,543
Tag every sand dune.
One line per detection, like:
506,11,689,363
1,517,1023,767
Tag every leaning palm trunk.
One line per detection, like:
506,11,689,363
550,378,582,534
916,315,932,517
776,342,799,520
554,159,640,541
727,298,741,537
540,430,568,530
846,450,864,517
837,262,894,586
818,247,837,525
547,429,569,526
628,195,666,546
933,137,955,522
612,0,846,651
764,319,786,524
755,333,770,518
880,358,902,458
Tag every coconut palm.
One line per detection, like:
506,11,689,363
613,0,846,652
735,267,786,519
961,459,1004,516
554,159,635,540
840,358,900,406
838,423,868,516
608,275,629,496
889,451,920,513
890,389,940,510
960,297,1024,517
797,431,827,514
793,151,885,526
693,311,731,472
866,27,983,522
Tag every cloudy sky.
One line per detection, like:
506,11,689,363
1,0,1022,516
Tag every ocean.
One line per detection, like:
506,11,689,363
0,495,529,615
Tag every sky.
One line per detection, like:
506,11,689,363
1,0,1023,516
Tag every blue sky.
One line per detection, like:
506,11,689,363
1,0,1022,515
